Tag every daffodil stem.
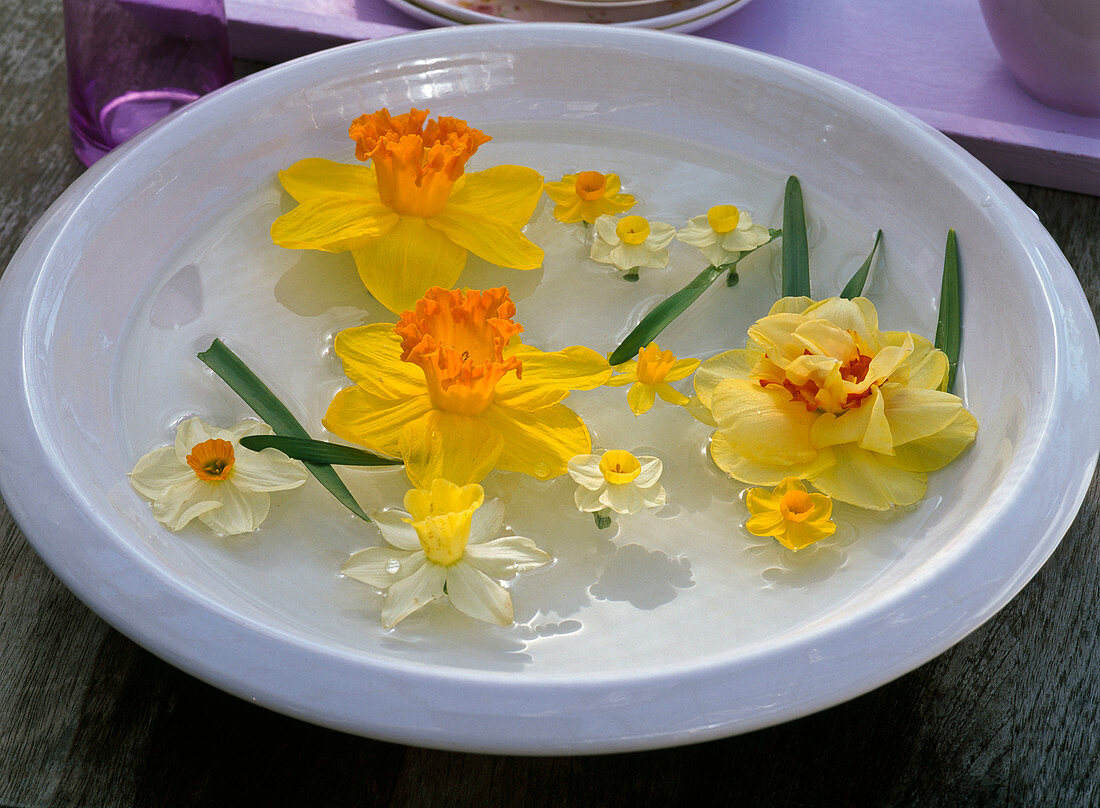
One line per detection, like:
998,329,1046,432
607,232,779,366
623,269,640,282
594,509,612,530
782,175,811,298
840,229,883,299
198,339,371,521
935,229,961,393
726,269,739,287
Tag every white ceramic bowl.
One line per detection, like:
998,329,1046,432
1,25,1096,754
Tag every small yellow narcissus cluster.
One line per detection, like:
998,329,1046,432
745,477,836,551
341,479,550,627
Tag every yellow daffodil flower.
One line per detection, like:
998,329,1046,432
128,418,307,535
270,108,545,313
342,479,551,626
745,477,836,551
543,170,636,223
677,204,772,266
694,296,977,510
590,214,676,276
324,286,612,488
606,343,700,415
567,449,666,514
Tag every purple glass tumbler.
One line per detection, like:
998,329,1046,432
64,0,232,166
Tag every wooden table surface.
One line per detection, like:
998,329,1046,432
2,1,1098,805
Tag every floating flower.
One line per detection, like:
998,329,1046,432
606,343,700,415
677,204,772,266
745,477,836,551
568,449,666,514
324,286,612,489
342,479,551,627
590,214,676,278
270,108,544,313
543,171,635,224
694,296,977,510
128,417,308,535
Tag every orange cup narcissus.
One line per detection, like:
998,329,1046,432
271,108,545,314
323,286,612,489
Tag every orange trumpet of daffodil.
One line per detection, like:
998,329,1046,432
270,108,545,313
324,286,612,488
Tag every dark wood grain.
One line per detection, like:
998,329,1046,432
1,1,1097,806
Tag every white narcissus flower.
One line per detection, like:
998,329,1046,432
590,214,676,273
342,479,551,628
568,449,666,515
128,417,308,536
676,204,772,267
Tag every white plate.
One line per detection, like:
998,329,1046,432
1,26,1096,754
382,0,753,32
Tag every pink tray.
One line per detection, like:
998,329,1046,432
223,0,1100,195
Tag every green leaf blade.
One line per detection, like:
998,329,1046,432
840,229,883,300
240,435,402,467
934,229,961,393
198,339,371,521
608,266,722,366
782,176,810,298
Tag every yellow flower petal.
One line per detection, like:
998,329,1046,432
811,445,927,510
884,408,978,472
881,386,973,447
350,217,467,313
897,333,950,390
446,165,544,228
277,158,378,202
811,386,895,455
323,384,431,457
710,379,820,465
693,349,757,409
428,208,543,270
480,402,592,480
333,323,425,400
626,383,657,414
655,383,690,406
270,196,399,253
494,344,611,409
605,361,639,388
710,431,837,485
399,410,505,488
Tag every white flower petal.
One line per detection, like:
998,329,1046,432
129,446,195,499
646,222,677,248
593,214,620,245
342,547,423,588
224,419,273,440
601,482,645,514
464,536,551,578
633,456,663,488
382,562,446,627
567,455,605,489
589,238,615,265
231,449,308,492
198,483,269,536
173,417,220,463
468,498,505,544
574,484,607,512
701,242,739,267
675,217,717,247
445,561,514,625
150,478,220,531
370,508,421,551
